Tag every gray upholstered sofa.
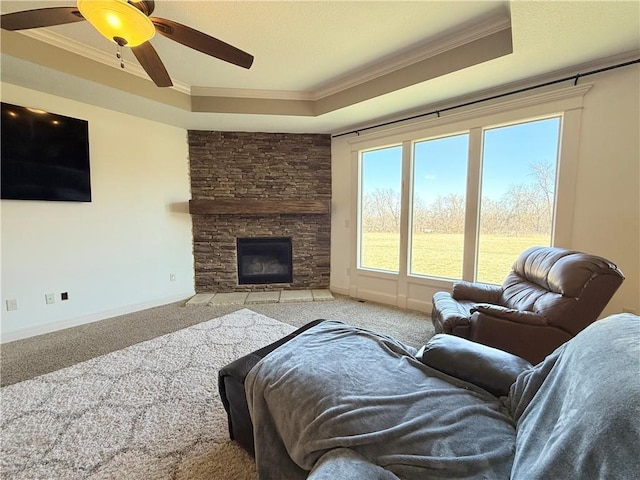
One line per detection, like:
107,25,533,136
431,246,624,364
219,313,639,479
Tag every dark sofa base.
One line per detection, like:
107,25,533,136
218,319,326,456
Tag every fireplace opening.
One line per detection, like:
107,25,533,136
237,237,293,285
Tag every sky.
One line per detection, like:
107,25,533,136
362,116,562,205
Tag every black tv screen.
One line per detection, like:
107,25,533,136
1,102,91,202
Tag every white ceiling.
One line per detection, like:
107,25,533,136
1,1,639,134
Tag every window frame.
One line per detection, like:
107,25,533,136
357,113,567,284
473,114,563,284
357,143,404,274
408,130,471,281
347,82,590,309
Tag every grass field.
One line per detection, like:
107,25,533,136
361,232,549,284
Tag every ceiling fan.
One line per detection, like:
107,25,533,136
0,0,254,87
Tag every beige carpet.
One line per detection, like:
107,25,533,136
1,295,433,387
1,309,298,479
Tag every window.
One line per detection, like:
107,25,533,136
355,116,563,284
477,117,561,283
410,133,469,279
359,145,402,272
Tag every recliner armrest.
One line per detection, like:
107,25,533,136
471,304,548,325
417,334,533,397
452,281,502,303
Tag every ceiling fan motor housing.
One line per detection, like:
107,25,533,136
129,1,155,16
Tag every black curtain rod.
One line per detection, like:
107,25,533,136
332,58,640,139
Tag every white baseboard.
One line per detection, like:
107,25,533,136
329,285,350,296
406,298,432,315
330,285,432,315
355,288,399,307
1,292,194,344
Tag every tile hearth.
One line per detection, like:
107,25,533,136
185,289,334,306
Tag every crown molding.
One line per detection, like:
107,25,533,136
3,23,513,117
190,14,510,102
312,14,511,100
190,26,513,117
191,14,511,102
19,12,510,103
1,30,191,110
21,29,191,94
190,86,314,101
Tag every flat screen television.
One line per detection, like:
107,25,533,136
1,102,91,202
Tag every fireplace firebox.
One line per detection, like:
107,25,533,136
236,237,293,285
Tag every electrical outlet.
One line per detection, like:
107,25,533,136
6,299,18,311
169,273,176,282
45,293,55,304
61,292,69,301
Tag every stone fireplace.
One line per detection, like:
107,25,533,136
188,131,331,292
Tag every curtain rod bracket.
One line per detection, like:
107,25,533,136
574,74,581,86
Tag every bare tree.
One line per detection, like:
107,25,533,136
529,159,556,226
363,159,556,237
362,188,401,232
429,193,465,234
411,195,430,233
486,159,556,235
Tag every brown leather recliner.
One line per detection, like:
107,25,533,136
431,246,624,364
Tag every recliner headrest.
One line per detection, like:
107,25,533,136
510,246,621,297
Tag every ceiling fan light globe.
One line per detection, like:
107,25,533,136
77,0,155,47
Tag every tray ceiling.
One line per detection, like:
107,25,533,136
1,1,638,133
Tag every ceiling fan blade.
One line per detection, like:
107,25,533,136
151,17,253,69
131,42,173,87
1,7,84,31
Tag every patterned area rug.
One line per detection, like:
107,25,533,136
1,309,296,479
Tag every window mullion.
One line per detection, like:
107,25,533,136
463,127,483,281
398,140,412,279
351,149,361,295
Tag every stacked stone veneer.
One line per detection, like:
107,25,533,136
188,131,331,292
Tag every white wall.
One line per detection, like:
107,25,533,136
1,83,195,342
330,65,640,317
569,65,639,316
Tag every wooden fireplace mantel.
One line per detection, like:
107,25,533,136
189,198,330,215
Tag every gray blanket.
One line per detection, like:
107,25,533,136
245,321,516,479
246,314,640,479
506,313,640,479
